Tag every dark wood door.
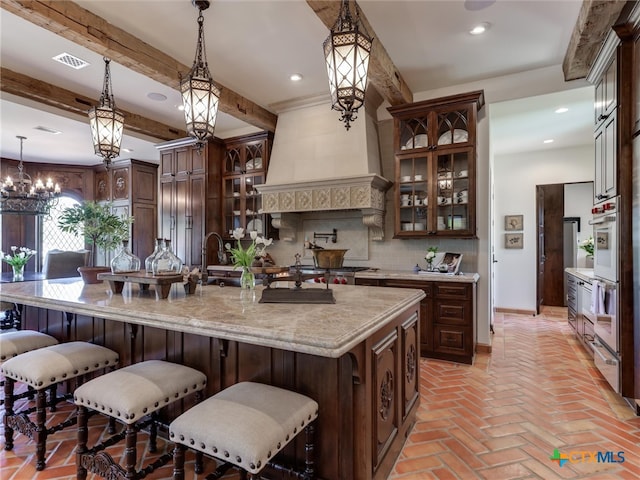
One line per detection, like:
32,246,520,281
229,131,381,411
537,184,565,309
536,186,545,314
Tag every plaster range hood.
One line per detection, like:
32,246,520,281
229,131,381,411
256,98,392,241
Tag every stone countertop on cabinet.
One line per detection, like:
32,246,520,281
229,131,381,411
565,268,594,284
0,278,424,359
356,269,480,283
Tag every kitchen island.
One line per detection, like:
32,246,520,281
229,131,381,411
0,278,424,480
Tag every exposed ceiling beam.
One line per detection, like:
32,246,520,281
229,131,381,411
1,0,278,133
562,0,627,81
307,0,413,106
1,68,185,142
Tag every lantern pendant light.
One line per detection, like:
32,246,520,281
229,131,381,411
180,0,220,148
323,0,373,130
88,57,124,167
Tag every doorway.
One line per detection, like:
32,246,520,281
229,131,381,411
536,181,594,313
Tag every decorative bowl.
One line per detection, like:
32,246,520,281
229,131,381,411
311,249,348,269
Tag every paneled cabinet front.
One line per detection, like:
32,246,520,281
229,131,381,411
94,159,158,266
358,277,476,364
388,91,484,238
158,139,223,269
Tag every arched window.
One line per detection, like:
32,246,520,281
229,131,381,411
41,196,85,264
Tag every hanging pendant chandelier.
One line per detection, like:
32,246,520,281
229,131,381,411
180,0,220,147
323,0,373,130
88,57,124,167
0,136,60,216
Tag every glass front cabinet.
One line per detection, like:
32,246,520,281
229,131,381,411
388,91,484,238
222,132,274,239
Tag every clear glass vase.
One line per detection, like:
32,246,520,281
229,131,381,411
151,239,183,275
110,240,141,273
240,267,255,290
145,238,164,274
12,265,24,281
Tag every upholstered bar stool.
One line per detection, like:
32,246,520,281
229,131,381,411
0,330,59,406
74,359,207,480
169,382,318,480
1,341,119,470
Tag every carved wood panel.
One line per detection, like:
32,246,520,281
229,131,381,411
401,313,419,420
372,330,398,470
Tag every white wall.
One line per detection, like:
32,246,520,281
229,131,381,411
494,146,593,311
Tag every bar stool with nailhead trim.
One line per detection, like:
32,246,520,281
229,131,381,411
0,330,59,405
74,359,207,480
1,341,119,471
169,382,318,480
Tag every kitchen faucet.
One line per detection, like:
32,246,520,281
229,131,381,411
201,232,228,285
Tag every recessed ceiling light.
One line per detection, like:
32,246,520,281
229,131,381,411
176,104,185,111
121,148,134,153
555,107,569,114
290,73,303,82
469,22,490,35
147,92,167,101
34,126,62,135
543,139,554,144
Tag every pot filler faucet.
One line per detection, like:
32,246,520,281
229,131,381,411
201,232,228,285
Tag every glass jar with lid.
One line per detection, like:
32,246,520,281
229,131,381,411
151,239,183,275
110,240,141,273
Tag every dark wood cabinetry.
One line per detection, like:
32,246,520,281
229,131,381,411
94,159,158,265
593,56,618,203
221,132,275,239
157,138,223,269
356,277,476,364
388,91,484,238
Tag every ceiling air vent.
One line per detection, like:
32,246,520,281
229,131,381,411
52,52,90,70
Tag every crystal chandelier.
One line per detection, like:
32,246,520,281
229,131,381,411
0,136,60,216
89,57,124,166
323,0,373,130
180,0,220,147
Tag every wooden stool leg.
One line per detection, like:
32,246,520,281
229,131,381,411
49,383,57,412
239,471,248,480
35,389,48,471
124,424,138,478
149,413,158,453
194,451,204,474
3,377,15,451
108,417,117,435
76,406,88,480
303,422,316,480
172,443,186,480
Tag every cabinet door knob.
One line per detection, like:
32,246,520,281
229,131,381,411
597,114,609,121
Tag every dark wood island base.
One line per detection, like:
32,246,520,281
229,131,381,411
1,279,424,480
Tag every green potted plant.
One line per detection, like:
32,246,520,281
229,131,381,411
57,201,133,283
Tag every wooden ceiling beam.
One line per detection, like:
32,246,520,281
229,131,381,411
307,0,413,106
563,0,627,81
1,67,185,142
1,0,278,132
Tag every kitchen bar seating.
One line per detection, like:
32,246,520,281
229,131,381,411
1,341,119,470
169,382,318,479
74,359,207,480
0,330,59,405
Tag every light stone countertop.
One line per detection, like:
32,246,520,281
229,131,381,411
356,269,480,283
0,278,424,358
565,267,594,284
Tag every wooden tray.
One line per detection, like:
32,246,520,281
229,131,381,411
97,271,183,299
250,266,290,275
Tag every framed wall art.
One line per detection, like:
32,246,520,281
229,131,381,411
505,214,523,231
505,233,523,249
